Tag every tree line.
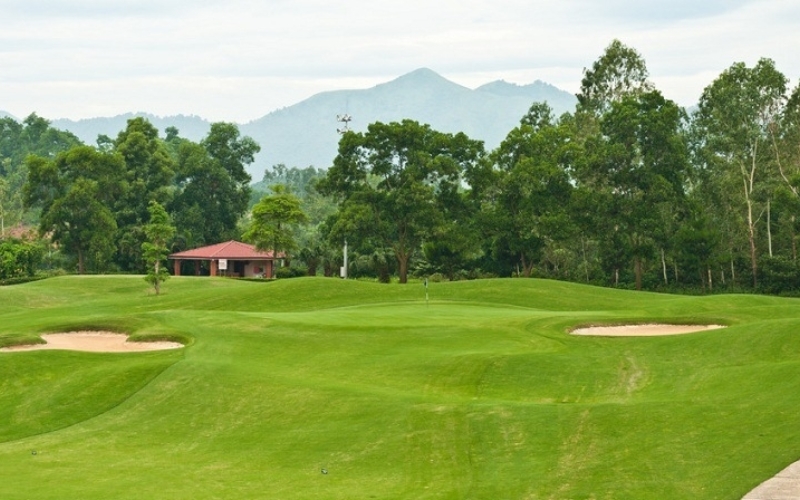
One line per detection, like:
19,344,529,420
1,115,257,277
2,39,800,294
317,40,800,292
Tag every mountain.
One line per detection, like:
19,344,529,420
239,68,576,179
51,113,212,144
0,110,18,120
30,69,578,180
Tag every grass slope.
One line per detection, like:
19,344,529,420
1,276,800,499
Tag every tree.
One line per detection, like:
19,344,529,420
142,201,175,295
112,118,176,271
319,120,484,283
1,114,82,233
484,103,575,277
171,123,259,246
577,39,653,116
693,58,788,287
24,146,124,273
589,90,689,289
243,185,308,258
40,177,117,274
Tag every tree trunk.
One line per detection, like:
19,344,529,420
767,199,773,257
634,257,643,291
520,254,533,278
77,248,85,274
661,248,668,285
154,260,161,295
581,237,590,282
397,253,409,284
746,195,758,288
707,267,713,293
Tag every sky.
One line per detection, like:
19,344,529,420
2,0,798,123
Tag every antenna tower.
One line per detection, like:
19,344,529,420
336,114,352,134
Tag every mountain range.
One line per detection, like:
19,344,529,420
5,68,578,180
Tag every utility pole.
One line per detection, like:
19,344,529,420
341,239,348,279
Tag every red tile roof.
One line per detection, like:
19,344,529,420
170,240,282,260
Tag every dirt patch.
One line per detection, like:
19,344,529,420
0,331,183,353
571,324,725,337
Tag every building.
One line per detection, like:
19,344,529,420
169,240,283,278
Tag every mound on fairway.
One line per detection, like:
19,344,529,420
0,331,184,353
571,324,725,336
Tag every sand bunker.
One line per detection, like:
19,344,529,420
571,324,725,337
0,331,183,353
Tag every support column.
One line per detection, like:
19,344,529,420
173,260,181,276
210,259,218,277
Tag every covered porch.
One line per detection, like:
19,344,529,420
169,240,282,278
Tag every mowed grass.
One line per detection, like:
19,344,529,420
1,277,800,499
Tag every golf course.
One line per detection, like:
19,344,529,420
2,275,800,499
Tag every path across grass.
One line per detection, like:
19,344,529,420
1,276,799,499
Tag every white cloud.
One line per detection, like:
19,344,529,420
0,0,797,121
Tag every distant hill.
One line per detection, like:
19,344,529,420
28,69,578,180
51,113,213,145
0,110,18,120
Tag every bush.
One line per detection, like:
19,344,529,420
759,256,800,295
275,266,307,279
0,275,47,286
0,238,45,280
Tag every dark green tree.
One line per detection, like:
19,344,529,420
171,123,259,246
319,120,484,283
586,90,689,289
113,117,176,271
24,146,124,273
483,103,575,277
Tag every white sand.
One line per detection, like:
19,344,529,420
571,324,725,337
0,331,183,353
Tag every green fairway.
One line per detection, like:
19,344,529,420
1,276,800,499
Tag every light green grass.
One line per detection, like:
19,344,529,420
1,276,800,499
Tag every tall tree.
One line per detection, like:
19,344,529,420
693,58,788,287
767,83,800,261
577,39,653,116
319,120,484,283
113,117,176,271
171,123,259,246
485,103,575,277
24,146,124,273
590,90,689,289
